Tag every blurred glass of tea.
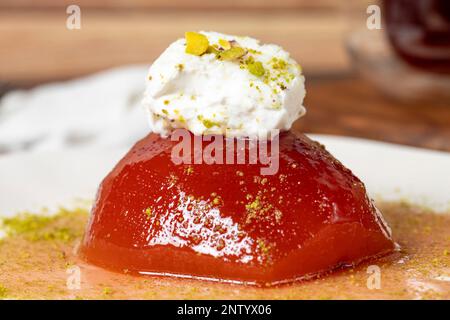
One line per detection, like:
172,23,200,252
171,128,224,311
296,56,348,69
346,0,450,103
383,0,450,74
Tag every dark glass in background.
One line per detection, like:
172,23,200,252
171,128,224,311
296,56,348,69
383,0,450,74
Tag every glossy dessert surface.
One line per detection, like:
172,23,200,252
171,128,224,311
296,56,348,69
80,131,394,285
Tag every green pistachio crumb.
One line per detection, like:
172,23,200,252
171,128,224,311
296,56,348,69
0,208,87,243
0,284,8,299
217,46,246,61
271,57,288,70
206,45,220,56
185,32,209,56
144,207,152,219
102,287,113,296
247,61,265,77
197,115,220,129
185,166,194,175
218,39,231,50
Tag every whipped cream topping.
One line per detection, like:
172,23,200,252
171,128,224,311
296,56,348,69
142,31,306,138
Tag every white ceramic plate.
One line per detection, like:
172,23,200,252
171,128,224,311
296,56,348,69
1,134,449,217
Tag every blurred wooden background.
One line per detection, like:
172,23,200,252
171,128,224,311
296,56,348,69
0,0,352,84
1,0,450,151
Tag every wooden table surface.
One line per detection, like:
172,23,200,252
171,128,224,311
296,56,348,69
1,5,450,152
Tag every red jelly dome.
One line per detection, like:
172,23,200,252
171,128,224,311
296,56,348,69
80,131,395,285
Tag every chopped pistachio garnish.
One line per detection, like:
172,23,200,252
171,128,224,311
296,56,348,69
212,196,222,205
197,115,220,129
218,39,231,50
185,32,209,56
0,208,88,243
246,197,262,211
206,45,220,55
203,119,220,129
243,55,255,65
248,48,262,55
185,166,194,175
271,57,288,70
0,284,8,299
247,61,265,77
217,46,246,61
184,32,291,83
102,287,113,296
144,207,152,219
257,239,270,253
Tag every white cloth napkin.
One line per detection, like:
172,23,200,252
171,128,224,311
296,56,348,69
0,65,150,153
